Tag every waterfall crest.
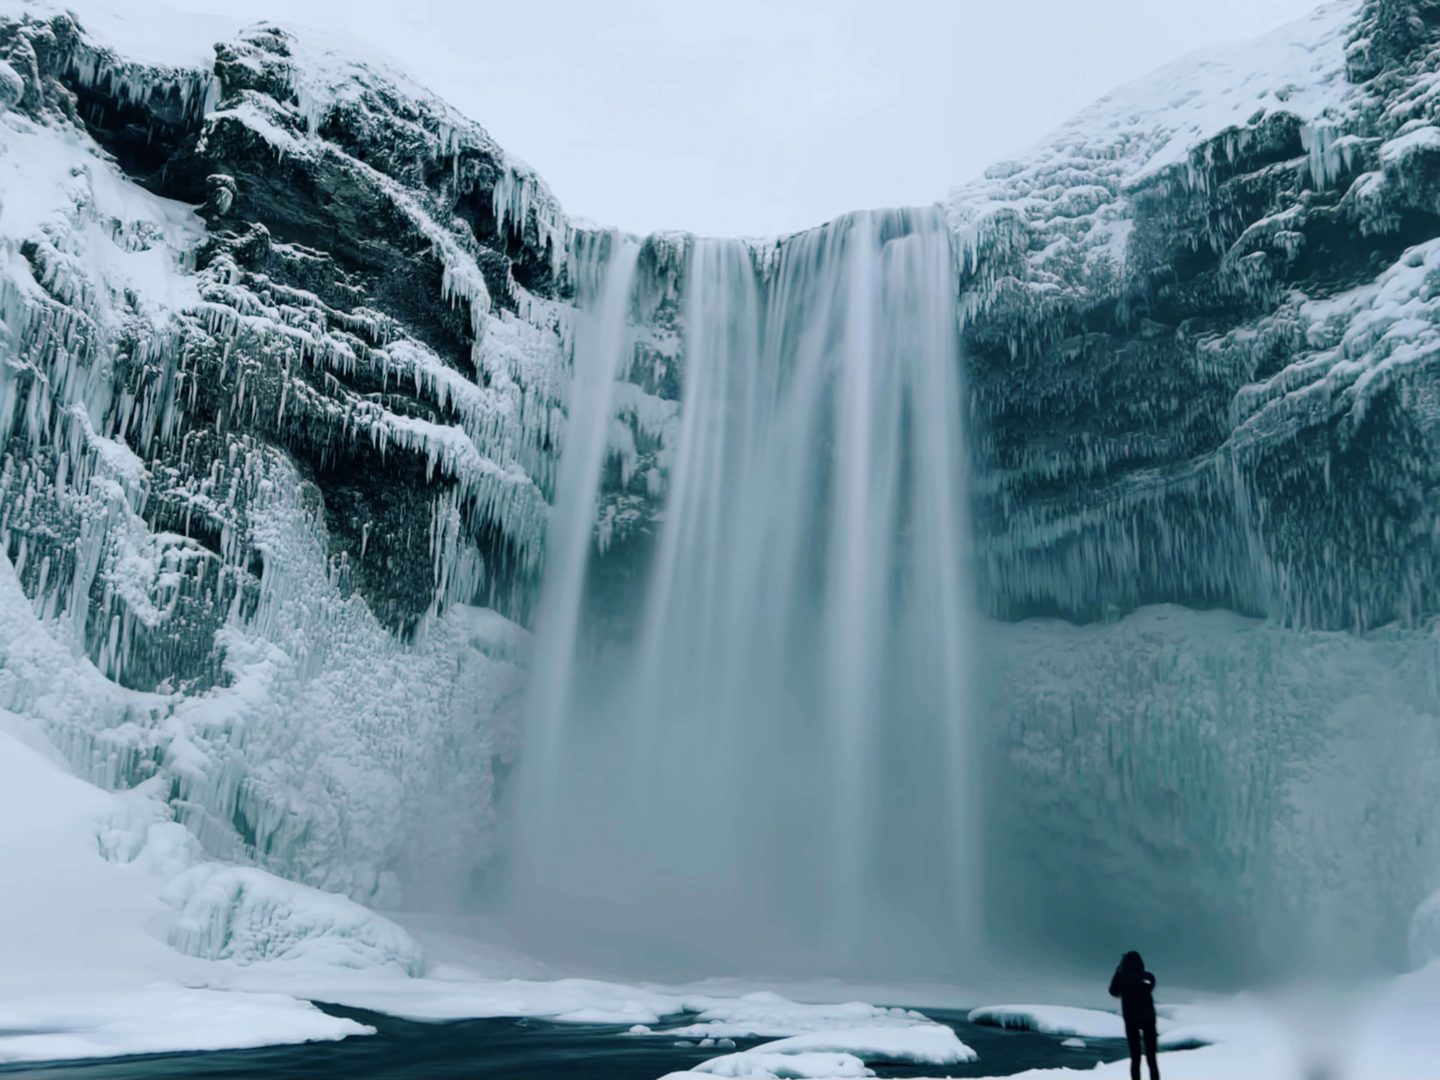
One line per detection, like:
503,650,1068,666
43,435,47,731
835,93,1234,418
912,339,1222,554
514,208,977,976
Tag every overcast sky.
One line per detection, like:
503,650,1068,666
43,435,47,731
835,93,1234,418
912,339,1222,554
173,0,1325,237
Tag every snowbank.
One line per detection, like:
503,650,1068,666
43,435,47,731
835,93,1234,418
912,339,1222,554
660,1028,974,1080
643,992,930,1040
740,1025,975,1065
968,1003,1127,1039
0,987,371,1066
164,864,425,974
0,714,378,1063
676,1051,872,1079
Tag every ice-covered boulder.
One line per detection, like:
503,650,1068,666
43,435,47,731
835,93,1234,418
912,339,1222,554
163,863,425,974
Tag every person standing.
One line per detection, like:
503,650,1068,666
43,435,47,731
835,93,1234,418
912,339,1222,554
1109,950,1160,1080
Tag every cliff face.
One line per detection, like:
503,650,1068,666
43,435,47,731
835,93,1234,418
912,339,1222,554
947,0,1440,973
956,0,1440,632
0,5,571,903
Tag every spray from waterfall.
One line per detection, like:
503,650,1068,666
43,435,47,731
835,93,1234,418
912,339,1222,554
512,208,976,976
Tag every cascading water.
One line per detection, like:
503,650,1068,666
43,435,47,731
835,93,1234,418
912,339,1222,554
512,208,977,976
522,229,641,819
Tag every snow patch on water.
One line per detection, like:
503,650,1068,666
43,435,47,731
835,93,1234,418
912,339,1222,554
968,1004,1128,1040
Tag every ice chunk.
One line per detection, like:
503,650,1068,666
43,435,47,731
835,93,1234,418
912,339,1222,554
648,991,930,1039
678,1051,873,1079
743,1025,976,1066
163,864,426,975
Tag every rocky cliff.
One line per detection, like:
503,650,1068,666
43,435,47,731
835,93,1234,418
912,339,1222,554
946,0,1440,973
0,2,573,903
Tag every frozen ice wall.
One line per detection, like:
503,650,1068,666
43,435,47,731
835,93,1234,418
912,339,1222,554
0,4,569,908
946,0,1440,976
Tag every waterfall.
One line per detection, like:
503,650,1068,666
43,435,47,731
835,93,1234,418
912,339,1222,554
512,208,976,976
518,229,641,828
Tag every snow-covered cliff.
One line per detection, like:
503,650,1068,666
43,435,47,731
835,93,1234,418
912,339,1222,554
946,0,1440,973
0,0,1437,981
954,0,1440,631
0,0,569,905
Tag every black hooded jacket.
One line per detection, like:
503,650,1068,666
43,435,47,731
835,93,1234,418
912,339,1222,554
1108,952,1157,1027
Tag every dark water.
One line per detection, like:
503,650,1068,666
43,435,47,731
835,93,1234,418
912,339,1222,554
0,1004,1130,1078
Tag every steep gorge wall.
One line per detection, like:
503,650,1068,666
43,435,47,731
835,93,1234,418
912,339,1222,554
1,0,1437,975
0,8,572,904
950,0,1440,973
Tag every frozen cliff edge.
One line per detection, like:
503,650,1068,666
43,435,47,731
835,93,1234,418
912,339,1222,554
949,0,1440,632
941,0,1440,972
0,0,562,908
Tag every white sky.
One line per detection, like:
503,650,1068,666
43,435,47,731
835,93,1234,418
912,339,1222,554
171,0,1326,237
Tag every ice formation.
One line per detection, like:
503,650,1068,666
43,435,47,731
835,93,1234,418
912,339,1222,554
164,864,425,972
655,1015,977,1080
0,0,554,909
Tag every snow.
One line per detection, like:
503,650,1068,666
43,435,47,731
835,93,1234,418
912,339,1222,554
969,979,1440,1080
0,710,373,1064
0,107,204,322
968,1004,1129,1040
639,993,931,1040
164,865,425,973
0,987,372,1065
734,1025,976,1065
678,1051,873,1079
945,1,1358,321
657,1025,974,1080
0,0,241,73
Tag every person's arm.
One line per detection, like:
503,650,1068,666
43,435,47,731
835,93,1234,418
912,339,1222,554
1142,972,1156,991
1109,971,1123,998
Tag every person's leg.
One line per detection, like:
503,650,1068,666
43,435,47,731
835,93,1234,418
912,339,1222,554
1126,1023,1142,1080
1144,1023,1160,1080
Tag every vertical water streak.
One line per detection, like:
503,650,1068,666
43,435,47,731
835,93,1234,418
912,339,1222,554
892,216,979,947
514,230,639,878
